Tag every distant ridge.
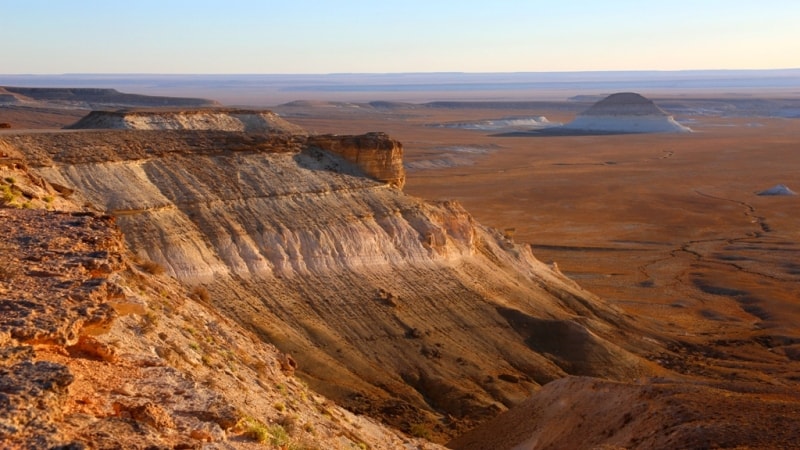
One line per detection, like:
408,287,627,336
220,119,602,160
0,86,218,109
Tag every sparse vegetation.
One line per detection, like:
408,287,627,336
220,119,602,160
273,401,286,412
3,177,16,184
278,414,299,434
2,184,16,204
241,417,270,443
140,311,159,334
409,423,432,439
267,424,290,447
190,285,210,302
140,259,165,275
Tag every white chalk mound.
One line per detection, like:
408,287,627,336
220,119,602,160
757,184,796,196
563,92,692,134
68,109,306,134
437,116,557,131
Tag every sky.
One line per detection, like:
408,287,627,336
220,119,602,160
2,0,799,74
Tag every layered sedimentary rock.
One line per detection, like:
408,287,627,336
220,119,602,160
0,209,442,449
563,92,692,133
68,108,306,134
2,112,656,439
307,132,406,188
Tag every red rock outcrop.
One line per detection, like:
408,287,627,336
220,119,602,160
307,132,406,188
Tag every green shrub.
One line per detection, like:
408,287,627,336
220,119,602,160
268,424,290,447
241,417,270,443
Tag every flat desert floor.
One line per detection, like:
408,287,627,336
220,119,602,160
275,100,800,385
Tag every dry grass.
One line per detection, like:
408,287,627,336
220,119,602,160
139,260,165,275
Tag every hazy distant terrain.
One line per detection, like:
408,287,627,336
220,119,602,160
2,70,799,105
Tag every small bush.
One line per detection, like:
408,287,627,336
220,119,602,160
140,260,165,275
268,424,290,447
1,185,16,204
242,417,270,443
3,177,16,184
190,285,210,302
278,414,299,434
409,423,432,439
140,311,159,334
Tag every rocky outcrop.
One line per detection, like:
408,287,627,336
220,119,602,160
307,132,406,188
0,202,442,450
0,350,75,449
0,210,122,346
562,92,692,133
67,108,307,134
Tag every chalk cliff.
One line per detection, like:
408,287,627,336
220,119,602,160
68,108,306,134
0,147,441,449
2,110,656,440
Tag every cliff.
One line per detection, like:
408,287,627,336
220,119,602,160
0,161,441,449
1,111,657,442
307,132,406,188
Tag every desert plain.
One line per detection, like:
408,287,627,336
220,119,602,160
280,99,800,447
277,98,800,368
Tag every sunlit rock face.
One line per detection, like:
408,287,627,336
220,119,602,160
307,132,406,188
563,92,692,133
3,112,653,439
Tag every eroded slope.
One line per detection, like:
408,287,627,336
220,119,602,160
0,168,441,449
3,121,659,440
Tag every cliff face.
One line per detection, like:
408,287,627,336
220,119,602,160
0,164,441,449
308,132,406,188
2,113,656,440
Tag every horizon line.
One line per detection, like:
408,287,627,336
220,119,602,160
2,68,800,77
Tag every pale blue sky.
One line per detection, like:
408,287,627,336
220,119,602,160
2,0,798,74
